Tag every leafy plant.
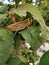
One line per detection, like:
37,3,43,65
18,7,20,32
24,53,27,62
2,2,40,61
0,0,49,65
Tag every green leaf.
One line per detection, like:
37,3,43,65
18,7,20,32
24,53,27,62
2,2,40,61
12,3,46,31
39,50,49,65
0,28,14,44
20,26,44,50
17,54,28,63
0,28,14,65
7,56,28,65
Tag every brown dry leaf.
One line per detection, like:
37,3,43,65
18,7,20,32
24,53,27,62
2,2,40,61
6,18,32,31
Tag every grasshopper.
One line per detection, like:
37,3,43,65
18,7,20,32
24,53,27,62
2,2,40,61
6,18,32,31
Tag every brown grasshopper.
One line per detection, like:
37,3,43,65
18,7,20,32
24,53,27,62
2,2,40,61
6,18,32,31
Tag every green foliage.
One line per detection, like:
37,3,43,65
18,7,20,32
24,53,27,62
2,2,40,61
0,1,49,65
0,28,14,44
0,28,14,65
39,51,49,65
17,54,28,63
